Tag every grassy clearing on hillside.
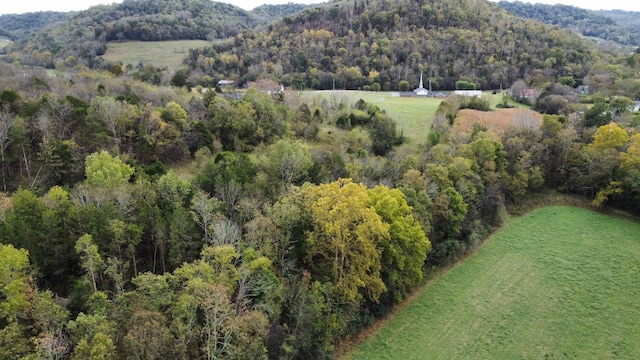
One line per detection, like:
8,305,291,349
101,40,211,69
453,108,543,139
344,206,640,360
301,91,531,147
0,37,11,48
487,92,530,109
302,90,440,146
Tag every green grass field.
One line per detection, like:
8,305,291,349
302,91,529,147
344,206,640,359
0,37,11,48
303,90,441,147
101,40,211,69
487,92,530,109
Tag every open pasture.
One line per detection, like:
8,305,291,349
345,206,640,359
453,108,543,138
302,91,532,146
101,40,211,69
303,90,441,146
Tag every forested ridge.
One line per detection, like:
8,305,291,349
0,0,273,69
0,12,74,41
596,10,640,32
251,3,311,23
184,0,599,91
0,0,639,358
498,1,640,46
2,0,600,89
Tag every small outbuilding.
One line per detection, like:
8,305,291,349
454,90,482,97
217,80,235,89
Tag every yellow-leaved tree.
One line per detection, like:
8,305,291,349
301,179,388,303
368,185,431,302
588,123,629,206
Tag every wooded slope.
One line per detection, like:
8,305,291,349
195,0,595,90
2,0,268,68
0,11,73,40
498,1,640,46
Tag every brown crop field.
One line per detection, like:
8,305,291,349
453,108,543,138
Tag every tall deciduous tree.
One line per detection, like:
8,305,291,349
0,244,32,323
301,179,388,303
75,234,104,293
609,96,634,117
368,185,431,302
266,139,313,185
67,312,117,360
0,111,14,192
583,97,612,127
122,308,173,360
90,96,137,149
589,122,629,151
85,151,134,189
190,190,223,244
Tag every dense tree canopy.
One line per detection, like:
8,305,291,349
0,0,639,358
498,1,640,46
184,0,595,91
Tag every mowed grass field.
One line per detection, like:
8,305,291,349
344,206,640,359
101,40,211,69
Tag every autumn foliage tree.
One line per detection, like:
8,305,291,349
367,185,431,303
301,179,388,303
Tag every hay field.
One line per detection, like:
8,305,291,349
453,108,543,138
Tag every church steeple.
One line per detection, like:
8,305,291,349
413,72,429,96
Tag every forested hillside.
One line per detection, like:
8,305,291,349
498,1,640,46
187,0,595,91
597,9,640,33
251,3,311,23
1,0,266,69
0,11,73,41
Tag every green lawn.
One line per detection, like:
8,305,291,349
101,40,211,69
344,206,640,359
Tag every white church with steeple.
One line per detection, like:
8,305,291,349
413,72,429,96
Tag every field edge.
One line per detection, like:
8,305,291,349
336,192,640,358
